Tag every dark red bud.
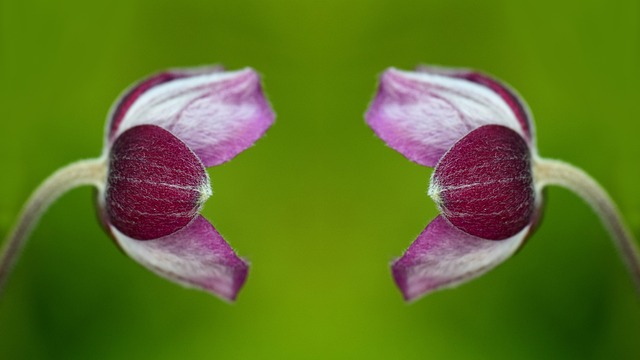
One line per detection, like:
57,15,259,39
106,125,210,240
430,125,534,240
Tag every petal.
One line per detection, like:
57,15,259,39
106,125,210,240
107,67,275,167
366,68,528,167
417,65,535,142
106,65,225,143
391,215,528,302
430,125,535,240
111,215,249,302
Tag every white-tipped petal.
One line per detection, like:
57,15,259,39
111,215,248,302
366,68,528,167
392,215,528,302
108,67,274,167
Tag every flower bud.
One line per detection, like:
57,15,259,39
106,125,211,240
429,125,534,240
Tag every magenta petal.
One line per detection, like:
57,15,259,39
108,68,275,167
417,65,535,142
106,125,210,240
111,215,249,301
430,125,535,240
106,65,225,142
392,215,528,302
366,68,528,167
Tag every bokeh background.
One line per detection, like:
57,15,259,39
1,0,638,359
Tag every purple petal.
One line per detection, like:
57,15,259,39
111,215,249,301
106,125,210,240
106,68,275,167
392,215,528,302
417,65,535,142
106,65,225,143
430,125,535,240
366,68,528,167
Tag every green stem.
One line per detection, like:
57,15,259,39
0,158,107,298
534,157,640,295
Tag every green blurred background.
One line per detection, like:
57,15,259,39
1,0,638,359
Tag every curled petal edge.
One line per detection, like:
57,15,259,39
366,68,529,167
416,65,535,143
111,215,249,302
391,215,530,302
105,65,225,143
106,67,275,167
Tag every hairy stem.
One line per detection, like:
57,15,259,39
0,158,107,297
534,157,640,294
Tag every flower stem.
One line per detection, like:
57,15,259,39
533,157,640,295
0,157,107,297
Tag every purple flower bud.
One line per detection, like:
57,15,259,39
429,125,535,240
106,125,211,240
97,66,275,301
366,66,540,301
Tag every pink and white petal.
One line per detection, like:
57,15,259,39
366,68,526,167
112,68,275,167
392,215,528,302
105,65,225,144
417,65,535,143
111,215,249,302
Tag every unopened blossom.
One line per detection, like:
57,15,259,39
366,66,640,302
1,66,274,302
